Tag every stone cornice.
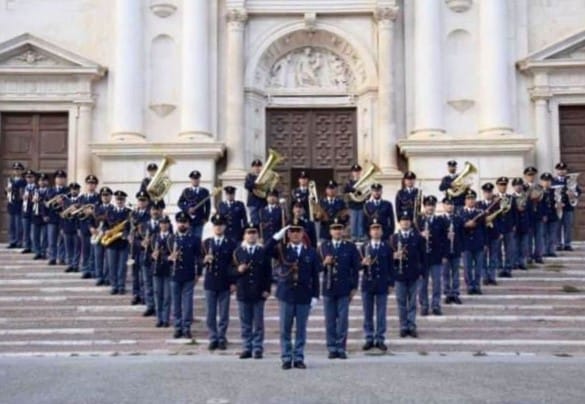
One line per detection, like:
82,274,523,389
374,6,399,22
91,142,226,160
399,135,536,157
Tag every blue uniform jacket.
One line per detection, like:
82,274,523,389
395,188,420,220
232,244,272,302
45,186,68,225
77,192,100,236
439,175,466,207
265,238,321,305
104,206,131,250
291,187,310,214
344,179,365,210
178,186,211,227
151,232,173,277
416,214,448,267
443,213,464,258
218,200,247,242
360,240,394,294
389,230,426,282
61,195,80,235
21,183,37,218
170,230,201,283
244,173,267,209
460,207,487,252
201,237,237,291
363,198,395,239
31,187,49,225
259,204,282,241
319,240,360,298
6,177,25,214
318,197,347,240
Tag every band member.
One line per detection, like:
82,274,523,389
320,218,360,359
390,211,425,338
494,177,517,278
395,171,420,220
512,178,530,270
139,162,158,193
5,162,25,248
553,162,582,251
105,190,131,295
233,223,272,359
63,183,81,273
178,170,210,239
318,180,347,242
417,195,448,316
540,173,559,257
79,175,100,279
31,173,50,260
244,159,267,225
360,219,393,352
20,169,37,254
265,222,321,370
442,197,464,304
169,211,201,340
151,215,173,327
523,166,541,263
93,187,112,286
202,214,237,351
477,183,499,285
130,191,151,305
218,186,247,242
439,161,466,213
259,190,282,241
462,190,487,294
363,183,395,240
46,170,68,266
523,166,538,188
291,200,317,247
141,200,164,316
344,164,366,242
291,171,310,215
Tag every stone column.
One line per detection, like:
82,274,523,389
179,0,211,139
221,9,248,183
412,0,444,136
532,72,552,171
478,0,513,135
76,102,93,182
375,7,400,173
111,0,144,141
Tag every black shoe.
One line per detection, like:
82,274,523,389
564,246,574,252
7,243,17,249
239,351,252,359
218,340,227,351
95,280,105,286
281,361,292,370
482,279,489,286
556,246,563,251
498,271,509,278
400,330,408,338
294,361,307,369
432,308,442,316
376,342,388,352
173,329,183,339
338,351,348,360
208,341,218,351
475,288,483,295
468,289,476,295
58,260,66,266
162,322,170,328
183,330,192,339
254,351,263,359
409,330,418,338
420,308,429,316
143,308,155,317
131,296,141,305
33,254,42,260
362,341,374,351
444,296,453,304
119,289,126,295
490,279,499,285
64,266,75,273
104,280,110,286
21,249,31,254
155,321,163,328
328,352,338,359
48,259,56,266
548,253,557,258
110,289,118,295
535,258,544,264
81,272,92,279
518,264,527,270
452,296,462,305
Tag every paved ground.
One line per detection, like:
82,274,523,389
0,243,584,357
1,354,584,404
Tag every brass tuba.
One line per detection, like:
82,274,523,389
346,163,381,203
447,161,477,197
253,149,284,198
146,155,176,202
567,173,581,207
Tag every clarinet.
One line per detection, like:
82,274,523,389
424,217,430,254
397,237,403,275
448,217,454,255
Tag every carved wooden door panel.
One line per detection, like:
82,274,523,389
266,108,357,199
0,113,68,241
559,106,585,240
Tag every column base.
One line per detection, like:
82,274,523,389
111,132,146,142
478,127,514,137
178,131,214,141
408,129,446,139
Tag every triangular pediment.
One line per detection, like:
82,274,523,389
0,33,105,75
518,28,585,71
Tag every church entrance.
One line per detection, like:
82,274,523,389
265,108,357,199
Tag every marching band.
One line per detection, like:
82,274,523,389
3,154,583,370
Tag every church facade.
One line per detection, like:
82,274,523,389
0,0,584,225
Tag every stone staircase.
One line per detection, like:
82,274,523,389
1,243,585,357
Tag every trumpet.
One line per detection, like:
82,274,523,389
5,179,13,204
423,217,431,254
170,238,182,275
60,204,80,219
69,204,95,220
395,237,404,275
448,219,455,255
32,190,40,216
321,245,337,290
361,242,379,281
413,183,423,228
44,194,67,210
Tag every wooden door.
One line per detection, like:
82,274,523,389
559,106,585,240
266,108,357,199
0,113,68,241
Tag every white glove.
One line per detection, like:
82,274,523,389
310,297,319,309
273,225,290,241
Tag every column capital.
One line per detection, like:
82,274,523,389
226,8,248,26
530,88,552,102
374,6,399,24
